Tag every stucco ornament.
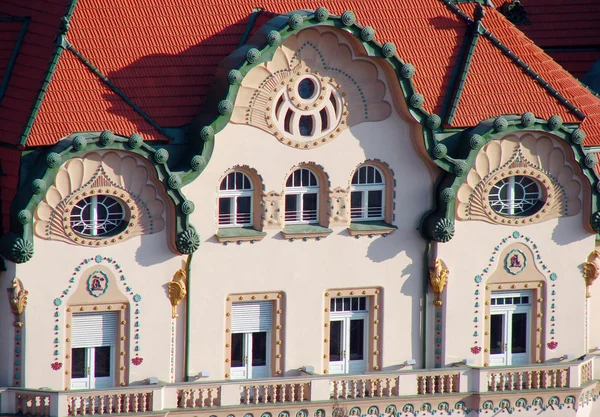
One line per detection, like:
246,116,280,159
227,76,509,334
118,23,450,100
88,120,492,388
168,258,188,318
582,251,600,298
429,259,449,306
34,151,166,246
456,133,584,226
231,28,391,149
505,249,526,275
6,277,28,327
86,270,109,297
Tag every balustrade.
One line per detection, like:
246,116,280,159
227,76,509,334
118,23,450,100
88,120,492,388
177,386,221,408
330,376,399,399
487,366,569,391
16,393,51,417
239,381,310,404
67,391,153,416
416,373,459,394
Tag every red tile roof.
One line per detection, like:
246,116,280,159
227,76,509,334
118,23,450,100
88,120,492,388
2,0,600,147
546,50,600,80
0,148,19,235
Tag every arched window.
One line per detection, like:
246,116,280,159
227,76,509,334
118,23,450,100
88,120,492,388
218,172,253,227
350,165,385,221
488,176,542,217
70,195,126,237
285,168,319,224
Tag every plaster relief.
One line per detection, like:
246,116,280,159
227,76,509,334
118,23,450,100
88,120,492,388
457,133,584,225
34,151,166,246
329,187,349,226
231,27,391,149
262,191,283,229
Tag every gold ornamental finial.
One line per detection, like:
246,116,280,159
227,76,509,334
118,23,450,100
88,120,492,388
429,259,449,306
168,257,189,318
583,251,600,298
7,277,28,326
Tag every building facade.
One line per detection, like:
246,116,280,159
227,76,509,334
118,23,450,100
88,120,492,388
1,1,600,416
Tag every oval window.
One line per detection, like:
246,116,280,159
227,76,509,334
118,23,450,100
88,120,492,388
70,195,126,237
488,176,542,216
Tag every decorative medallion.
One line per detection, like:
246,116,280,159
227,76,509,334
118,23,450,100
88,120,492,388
505,249,526,275
87,270,109,297
50,362,62,370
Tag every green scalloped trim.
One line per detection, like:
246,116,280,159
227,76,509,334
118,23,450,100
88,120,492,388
421,115,600,242
1,133,194,262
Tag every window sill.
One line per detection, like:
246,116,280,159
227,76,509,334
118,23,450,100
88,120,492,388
347,221,397,237
215,227,267,244
281,224,333,241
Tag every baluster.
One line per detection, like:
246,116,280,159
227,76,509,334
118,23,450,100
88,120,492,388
490,373,497,391
417,376,424,395
439,375,445,393
385,378,391,396
116,394,123,414
81,397,87,415
446,375,453,393
368,379,374,397
132,393,139,413
300,382,306,401
261,385,267,404
272,384,278,402
360,379,366,398
97,396,104,415
107,395,114,414
377,379,383,397
126,394,132,413
515,372,522,390
342,380,348,399
499,373,506,391
280,384,286,403
209,388,215,407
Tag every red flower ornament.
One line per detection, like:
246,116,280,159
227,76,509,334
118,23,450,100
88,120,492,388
51,362,62,370
547,341,558,350
471,346,482,354
131,357,144,366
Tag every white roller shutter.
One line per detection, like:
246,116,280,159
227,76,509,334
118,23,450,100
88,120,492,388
231,302,272,333
71,312,117,348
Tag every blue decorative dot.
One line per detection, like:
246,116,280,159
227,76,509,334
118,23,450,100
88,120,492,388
95,255,103,263
512,231,520,238
474,275,482,283
133,294,142,302
549,273,557,281
53,298,62,306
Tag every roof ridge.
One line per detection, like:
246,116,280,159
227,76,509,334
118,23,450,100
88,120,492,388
64,40,172,141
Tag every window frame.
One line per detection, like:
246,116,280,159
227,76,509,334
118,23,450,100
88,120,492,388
284,168,320,225
488,175,543,217
218,171,254,228
70,194,127,238
350,165,386,222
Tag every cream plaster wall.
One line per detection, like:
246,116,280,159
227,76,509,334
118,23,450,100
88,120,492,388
183,110,432,379
13,231,181,389
438,217,596,367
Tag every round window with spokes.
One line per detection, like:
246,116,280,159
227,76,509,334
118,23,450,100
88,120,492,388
488,175,544,217
70,195,127,237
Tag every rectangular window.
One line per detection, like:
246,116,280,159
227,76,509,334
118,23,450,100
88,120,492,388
285,194,299,222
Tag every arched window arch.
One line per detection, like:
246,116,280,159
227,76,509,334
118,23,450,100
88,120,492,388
350,165,386,221
284,168,319,224
218,171,253,227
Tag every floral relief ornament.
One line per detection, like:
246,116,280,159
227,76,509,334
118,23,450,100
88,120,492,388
6,277,28,327
429,258,449,306
582,251,600,298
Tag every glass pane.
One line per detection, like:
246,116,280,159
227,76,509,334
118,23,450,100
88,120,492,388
285,194,299,222
236,196,252,224
219,198,232,224
231,333,244,368
351,298,358,311
329,321,343,362
335,298,343,311
94,346,111,378
252,332,268,367
302,193,318,221
351,192,363,219
511,313,528,354
299,116,313,136
330,298,335,311
320,109,328,131
367,166,375,183
72,348,86,379
286,174,294,187
359,167,366,184
367,190,383,218
298,78,315,99
343,298,350,311
359,297,366,311
349,319,364,361
302,169,310,186
490,314,505,355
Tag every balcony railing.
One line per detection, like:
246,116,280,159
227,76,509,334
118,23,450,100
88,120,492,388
0,357,597,417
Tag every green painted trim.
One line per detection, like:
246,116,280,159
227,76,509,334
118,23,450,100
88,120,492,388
348,221,397,232
237,8,264,48
0,132,198,262
0,17,30,106
282,224,332,234
215,227,267,239
18,0,79,146
445,22,481,125
184,253,193,381
65,42,173,140
420,115,600,242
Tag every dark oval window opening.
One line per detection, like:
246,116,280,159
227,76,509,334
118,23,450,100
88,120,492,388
299,115,314,136
298,78,316,99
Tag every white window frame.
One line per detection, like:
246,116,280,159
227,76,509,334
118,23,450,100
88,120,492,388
350,165,385,221
218,172,253,227
285,168,319,224
70,195,125,237
488,175,541,217
329,296,369,375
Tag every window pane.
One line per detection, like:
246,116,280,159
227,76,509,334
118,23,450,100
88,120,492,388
367,166,375,183
351,171,359,185
359,166,366,184
490,315,504,355
351,297,358,310
303,193,318,221
252,332,268,367
220,177,228,190
302,169,310,186
359,297,366,311
511,313,528,354
343,298,350,311
329,321,343,362
367,190,383,218
335,298,343,311
294,170,301,187
219,198,232,225
330,298,335,311
299,116,313,136
236,196,252,225
231,333,244,367
351,192,363,219
349,319,364,361
94,346,111,378
286,174,293,187
243,174,251,190
72,348,86,379
285,194,299,222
